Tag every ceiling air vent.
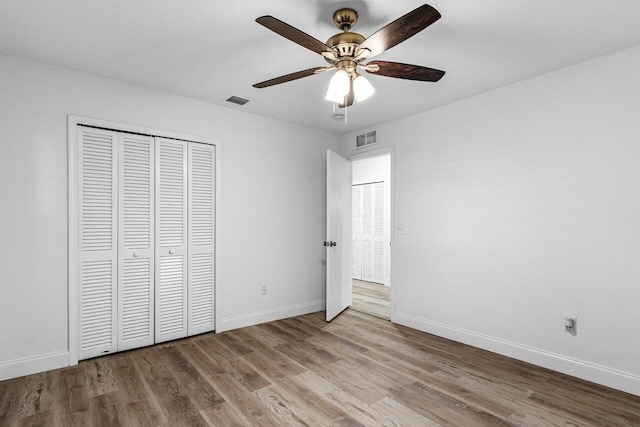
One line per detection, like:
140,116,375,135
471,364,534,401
225,96,250,106
356,130,377,149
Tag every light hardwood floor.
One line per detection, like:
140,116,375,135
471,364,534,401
352,279,390,320
2,309,640,426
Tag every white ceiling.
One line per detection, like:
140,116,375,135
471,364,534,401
2,1,640,134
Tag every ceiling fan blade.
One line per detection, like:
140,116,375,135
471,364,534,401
338,79,355,109
253,67,326,88
365,60,445,82
357,4,441,58
256,16,333,55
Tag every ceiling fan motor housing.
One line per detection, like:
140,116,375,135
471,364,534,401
326,32,365,58
325,8,366,75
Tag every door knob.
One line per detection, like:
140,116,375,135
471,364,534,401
133,251,140,257
323,241,337,247
169,249,175,255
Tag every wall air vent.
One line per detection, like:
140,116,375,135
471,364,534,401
225,96,250,106
356,130,377,149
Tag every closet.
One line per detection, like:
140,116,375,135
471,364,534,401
352,182,385,284
76,126,215,360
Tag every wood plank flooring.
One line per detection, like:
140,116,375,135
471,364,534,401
2,309,640,426
352,279,390,320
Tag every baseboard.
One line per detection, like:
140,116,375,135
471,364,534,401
217,300,325,333
392,312,640,397
0,351,69,381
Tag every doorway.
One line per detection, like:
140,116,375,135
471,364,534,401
350,152,391,320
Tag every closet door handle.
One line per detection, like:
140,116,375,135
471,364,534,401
133,251,140,257
169,249,175,255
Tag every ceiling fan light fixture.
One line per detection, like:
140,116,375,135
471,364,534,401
353,74,375,102
324,87,345,104
325,69,350,102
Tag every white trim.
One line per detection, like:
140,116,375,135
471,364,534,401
67,120,79,365
347,147,395,315
217,300,325,333
0,351,69,381
68,115,222,366
393,312,640,397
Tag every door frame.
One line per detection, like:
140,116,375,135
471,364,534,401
347,147,395,319
67,115,221,365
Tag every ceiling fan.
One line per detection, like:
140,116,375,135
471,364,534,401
253,4,445,107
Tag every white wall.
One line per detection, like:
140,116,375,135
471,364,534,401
0,53,340,380
341,45,640,396
352,154,391,285
352,154,390,186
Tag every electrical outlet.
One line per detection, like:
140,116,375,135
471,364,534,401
564,316,577,334
396,225,407,235
260,284,268,295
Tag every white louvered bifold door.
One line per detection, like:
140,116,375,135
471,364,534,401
361,184,374,282
352,185,363,280
117,133,155,351
187,142,216,335
372,182,385,283
78,127,118,360
155,137,188,343
360,182,385,284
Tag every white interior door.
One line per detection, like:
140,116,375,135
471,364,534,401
117,132,155,351
155,137,188,343
326,150,352,321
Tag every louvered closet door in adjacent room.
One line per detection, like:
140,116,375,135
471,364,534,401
361,184,374,281
78,127,118,360
155,137,188,343
187,142,216,335
352,185,362,280
117,133,155,351
372,182,385,283
354,182,385,284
